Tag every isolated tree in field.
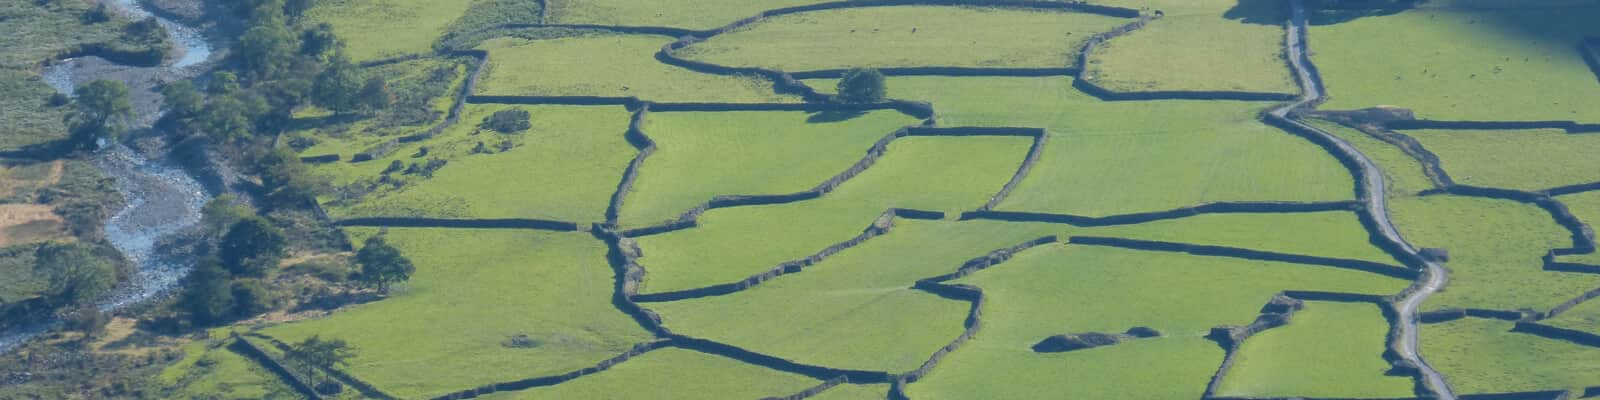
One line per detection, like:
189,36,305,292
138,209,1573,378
181,257,235,324
354,236,415,294
287,335,354,387
34,242,119,307
480,109,532,133
835,68,887,104
65,80,133,150
219,216,287,276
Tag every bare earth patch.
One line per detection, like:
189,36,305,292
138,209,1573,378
0,203,69,247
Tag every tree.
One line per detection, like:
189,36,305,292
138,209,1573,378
218,217,286,276
230,278,277,317
34,242,119,307
181,257,235,324
64,307,110,338
65,80,133,150
311,56,362,112
200,195,253,238
355,77,393,112
285,0,315,22
237,22,295,79
480,109,531,133
287,335,354,388
353,236,414,294
300,23,341,59
200,96,253,141
208,71,241,95
257,147,323,208
161,80,204,123
835,68,887,104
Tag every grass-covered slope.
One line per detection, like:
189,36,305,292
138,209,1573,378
1217,301,1414,398
476,33,798,103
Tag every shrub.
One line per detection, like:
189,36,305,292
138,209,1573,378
218,216,286,276
230,278,278,316
836,67,887,104
480,109,531,134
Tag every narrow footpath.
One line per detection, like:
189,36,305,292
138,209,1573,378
1271,1,1456,398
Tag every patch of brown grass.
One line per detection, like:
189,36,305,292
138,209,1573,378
0,203,69,247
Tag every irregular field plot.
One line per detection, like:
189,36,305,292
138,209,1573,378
546,0,829,31
910,244,1405,398
1311,4,1600,122
305,0,475,61
1555,190,1600,265
621,110,920,227
1423,318,1600,395
676,6,1127,71
294,56,471,158
263,228,654,399
1403,128,1600,191
1390,195,1600,311
320,105,634,222
633,136,1029,294
1217,301,1414,398
159,340,296,399
0,71,67,152
1308,118,1436,195
479,348,820,400
810,384,891,400
1086,1,1296,93
475,33,797,103
1092,210,1401,266
1546,296,1600,336
809,76,1352,216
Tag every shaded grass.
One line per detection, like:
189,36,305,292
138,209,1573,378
802,76,1352,216
546,0,831,31
476,33,798,103
0,243,43,305
159,339,297,400
1093,210,1401,266
1390,195,1600,311
1555,190,1600,265
1307,118,1435,196
633,136,1030,294
1311,5,1600,122
1405,128,1600,191
0,71,68,153
1086,1,1296,93
1217,301,1414,398
676,6,1126,71
479,348,820,400
911,244,1406,398
621,110,920,227
324,105,634,222
0,0,162,69
304,0,476,61
262,228,654,399
1423,317,1600,395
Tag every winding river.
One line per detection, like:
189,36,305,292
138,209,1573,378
1,0,216,353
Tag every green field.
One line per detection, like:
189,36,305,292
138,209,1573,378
620,110,919,227
546,0,829,30
1093,210,1402,266
1402,128,1600,191
159,340,298,400
804,76,1352,216
1217,301,1414,398
810,384,891,400
1085,0,1296,93
1311,4,1600,122
633,136,1030,294
1546,297,1600,335
675,6,1127,71
1308,118,1437,196
321,105,634,222
1423,317,1600,395
262,228,654,399
1555,191,1600,265
475,33,798,103
479,348,820,400
1390,195,1600,311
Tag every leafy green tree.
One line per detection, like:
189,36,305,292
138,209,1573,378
208,71,241,95
34,242,119,307
200,96,253,141
200,195,254,238
300,23,341,59
355,77,393,112
237,22,295,79
65,307,111,338
257,147,323,208
285,0,315,21
287,335,354,387
161,80,204,123
354,235,415,294
219,216,286,276
311,55,362,112
65,80,133,150
835,68,887,104
181,257,235,324
230,278,277,317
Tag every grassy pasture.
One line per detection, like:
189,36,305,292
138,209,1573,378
1086,1,1296,93
1403,128,1600,191
305,0,522,61
323,105,634,222
910,244,1404,398
1546,297,1600,335
475,33,798,103
159,340,297,400
479,348,820,400
1216,301,1414,398
802,76,1352,216
0,244,43,307
1390,195,1600,311
620,110,920,227
1094,210,1401,266
294,56,470,158
262,228,654,399
811,384,891,400
546,0,830,30
674,6,1127,71
1311,4,1600,122
1555,191,1600,265
633,136,1029,294
0,71,68,153
1307,118,1436,196
1423,318,1600,395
